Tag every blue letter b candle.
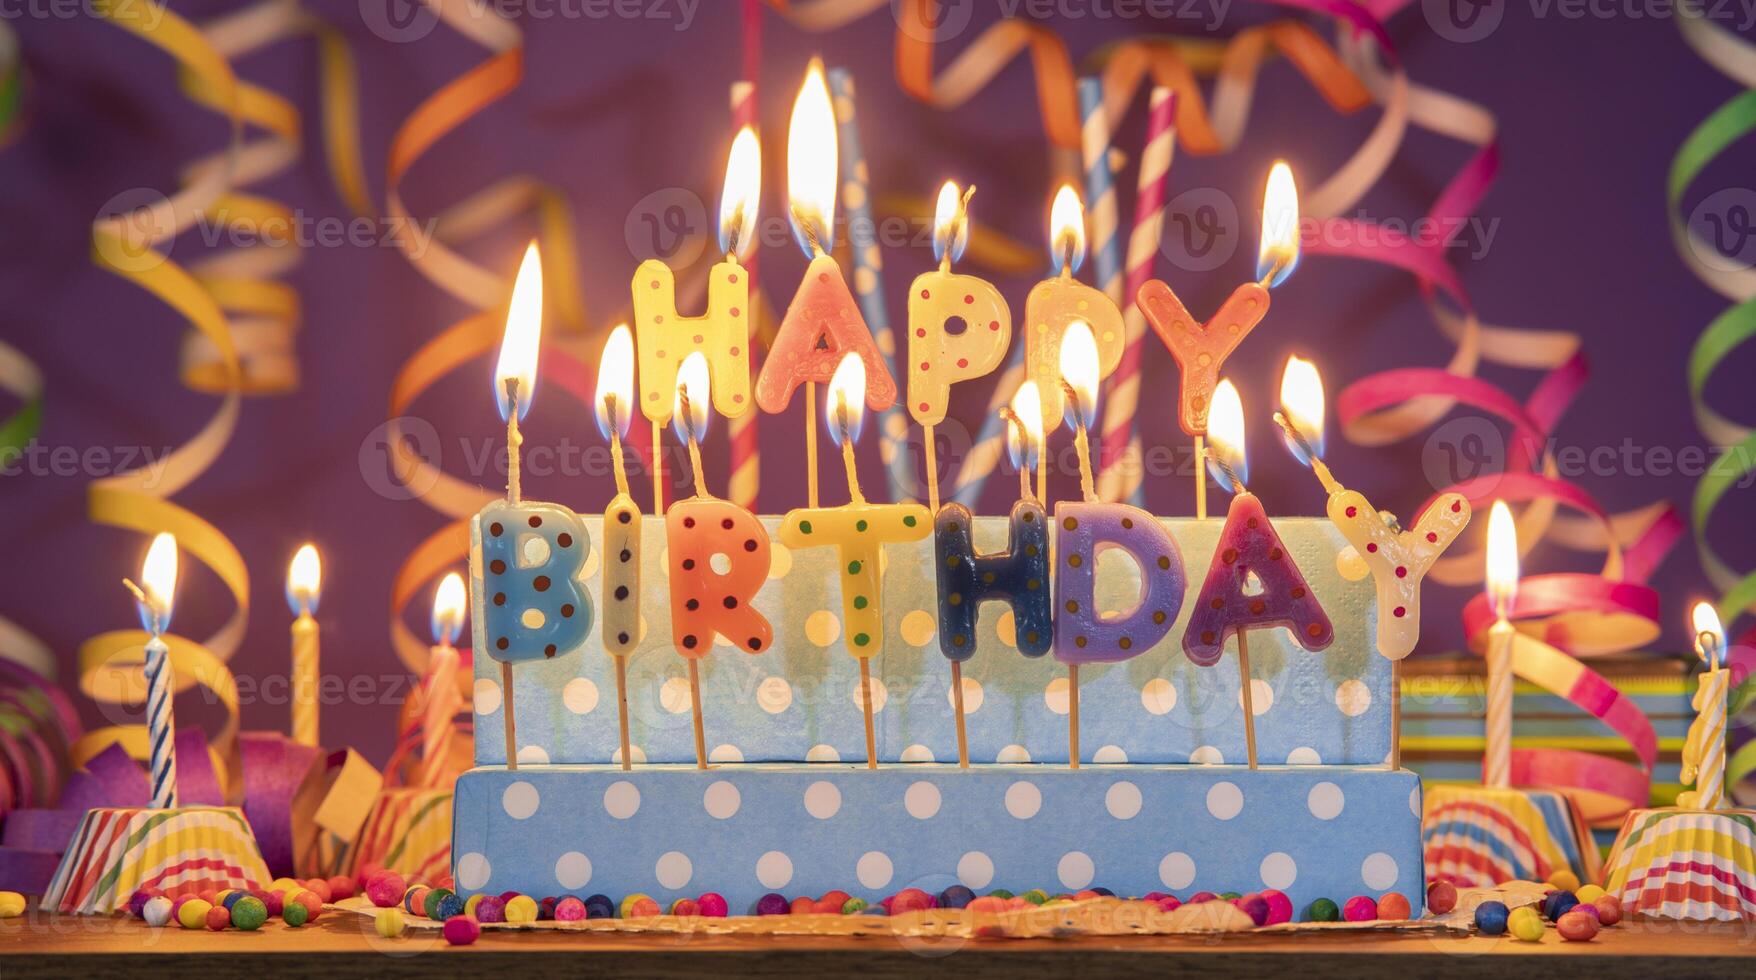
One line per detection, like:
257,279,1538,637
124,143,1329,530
471,500,593,663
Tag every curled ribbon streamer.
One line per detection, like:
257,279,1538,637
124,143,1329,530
76,0,370,793
383,0,619,674
1673,7,1756,799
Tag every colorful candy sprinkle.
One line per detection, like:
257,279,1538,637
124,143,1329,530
282,901,310,928
1258,889,1293,925
556,896,587,921
1508,906,1544,942
1557,909,1600,942
1376,892,1412,920
204,904,232,931
755,893,789,915
143,895,174,927
1425,880,1457,914
1474,900,1509,935
374,907,404,937
1342,896,1377,922
1543,890,1579,922
178,898,213,929
696,892,728,918
1303,898,1339,922
367,871,405,908
504,895,539,924
443,915,482,945
1593,896,1623,926
1546,870,1581,892
230,896,268,930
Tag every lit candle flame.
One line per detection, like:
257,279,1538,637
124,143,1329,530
786,59,837,257
1048,183,1086,276
286,543,321,616
673,351,712,444
826,352,866,447
1008,380,1044,472
932,180,970,265
594,324,635,442
431,572,467,647
1692,601,1724,668
1485,500,1519,619
1204,378,1248,493
718,126,761,262
1058,321,1099,431
494,241,544,421
137,532,179,634
1278,355,1325,465
1257,161,1300,288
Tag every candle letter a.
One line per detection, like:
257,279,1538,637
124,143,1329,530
757,255,897,414
1183,494,1332,666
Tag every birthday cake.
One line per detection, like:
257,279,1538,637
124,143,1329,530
451,514,1429,913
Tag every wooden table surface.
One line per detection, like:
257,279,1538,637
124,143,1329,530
4,910,1753,979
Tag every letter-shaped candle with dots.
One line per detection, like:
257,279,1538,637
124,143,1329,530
1053,505,1186,664
468,242,593,769
595,324,642,769
760,61,895,508
908,182,1010,509
935,500,1052,661
1023,185,1124,435
1184,380,1330,769
663,351,773,768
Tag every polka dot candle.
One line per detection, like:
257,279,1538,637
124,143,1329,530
906,259,1011,428
778,504,931,659
1183,492,1333,668
665,499,774,659
755,254,897,416
1138,279,1270,437
601,493,642,659
934,500,1052,660
1329,490,1471,660
631,259,753,424
1023,267,1124,436
470,501,594,665
1053,503,1187,664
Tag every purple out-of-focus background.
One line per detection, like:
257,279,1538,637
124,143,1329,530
3,2,1752,765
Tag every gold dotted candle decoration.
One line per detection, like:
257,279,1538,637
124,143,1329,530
907,183,1011,428
780,505,930,658
1024,185,1124,434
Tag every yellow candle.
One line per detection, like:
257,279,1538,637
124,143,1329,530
286,543,322,747
1025,185,1124,434
906,181,1011,428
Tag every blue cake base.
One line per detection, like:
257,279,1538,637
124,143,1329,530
452,764,1425,913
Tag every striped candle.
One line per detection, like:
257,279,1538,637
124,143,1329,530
143,634,178,809
952,78,1118,508
1682,668,1728,809
1097,87,1177,505
1484,620,1515,788
828,67,913,503
419,642,462,788
727,78,761,511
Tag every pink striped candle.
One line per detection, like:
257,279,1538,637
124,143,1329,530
727,77,761,511
1097,87,1176,505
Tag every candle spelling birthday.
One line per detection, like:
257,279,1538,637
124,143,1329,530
469,242,594,770
666,351,774,769
1026,186,1124,449
782,353,930,769
1184,379,1332,769
595,323,641,771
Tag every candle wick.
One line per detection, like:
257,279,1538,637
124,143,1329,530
122,577,147,605
1000,407,1036,502
1700,630,1722,672
605,393,630,497
1203,445,1246,498
791,205,825,258
725,206,744,262
1060,380,1097,503
504,377,523,505
836,396,865,505
1259,253,1287,288
677,383,708,498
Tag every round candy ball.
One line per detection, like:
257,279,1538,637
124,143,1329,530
1235,894,1270,926
143,895,174,927
987,888,1015,900
1090,886,1115,897
464,894,484,918
282,901,310,928
1474,900,1510,935
367,872,405,908
499,890,521,904
1258,889,1293,926
555,896,587,921
1187,891,1219,905
302,879,333,903
1575,884,1607,905
443,915,481,946
755,893,790,916
669,898,700,917
1377,893,1412,921
1426,880,1458,915
892,888,936,914
820,890,851,908
1020,889,1050,905
1342,896,1378,922
938,885,975,910
261,890,284,917
1303,898,1340,922
1593,895,1622,926
504,895,539,924
230,896,268,931
128,888,158,919
538,897,558,921
789,896,815,916
1557,909,1600,942
403,887,429,915
475,895,506,924
1543,890,1579,922
293,891,324,921
178,898,213,929
435,893,466,921
1546,869,1581,893
1155,896,1181,913
585,894,616,919
204,904,231,931
1508,906,1545,942
374,907,403,938
327,876,356,901
423,888,454,920
841,897,868,915
620,893,659,918
220,891,246,910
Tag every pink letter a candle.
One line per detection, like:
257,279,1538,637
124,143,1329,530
757,254,898,416
1183,493,1334,667
665,500,773,657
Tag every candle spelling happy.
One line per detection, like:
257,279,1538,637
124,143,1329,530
1025,186,1124,442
